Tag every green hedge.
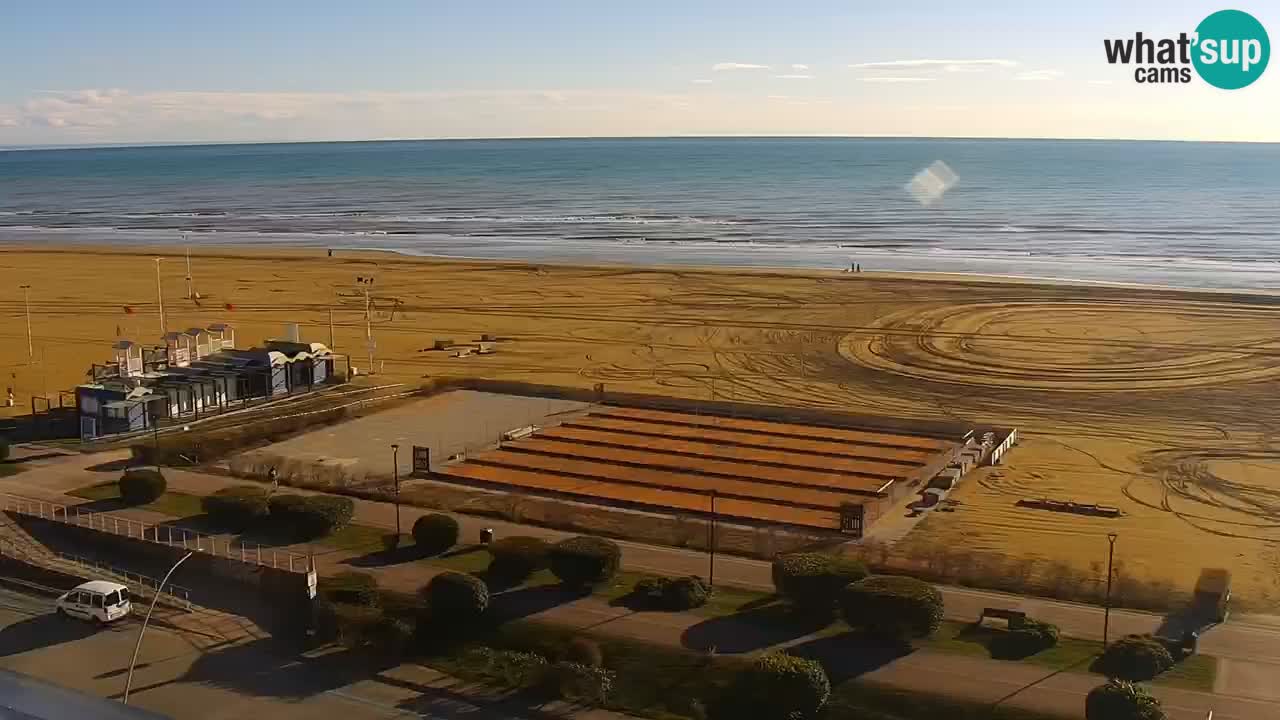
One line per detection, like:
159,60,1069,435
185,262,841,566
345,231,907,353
549,536,621,588
412,513,459,556
771,552,868,613
990,618,1060,660
320,571,380,607
1085,679,1167,720
314,599,383,648
840,575,944,642
118,468,167,505
718,652,830,720
201,485,270,530
633,576,710,611
295,495,355,538
421,571,490,623
1094,635,1174,682
488,536,550,582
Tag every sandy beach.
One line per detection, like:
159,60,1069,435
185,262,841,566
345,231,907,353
4,244,1280,608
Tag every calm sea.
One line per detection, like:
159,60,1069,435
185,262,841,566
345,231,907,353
2,138,1278,289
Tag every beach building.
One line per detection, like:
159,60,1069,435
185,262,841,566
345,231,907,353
75,324,336,439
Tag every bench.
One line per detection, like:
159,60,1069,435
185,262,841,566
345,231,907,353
979,607,1026,629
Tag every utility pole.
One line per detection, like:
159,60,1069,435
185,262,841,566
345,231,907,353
154,258,166,333
364,286,374,374
184,239,194,300
391,444,401,537
1103,532,1118,647
708,490,718,588
18,284,32,363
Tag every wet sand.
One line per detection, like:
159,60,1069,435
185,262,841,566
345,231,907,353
4,244,1280,608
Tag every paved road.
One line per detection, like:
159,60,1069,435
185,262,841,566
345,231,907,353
0,586,620,720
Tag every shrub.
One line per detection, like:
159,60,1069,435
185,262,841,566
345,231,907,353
462,647,549,688
1095,635,1175,682
118,468,167,505
320,571,380,607
267,493,307,532
487,536,550,582
840,575,944,642
371,616,414,656
564,637,603,667
989,618,1060,660
201,485,269,530
552,661,615,705
1085,679,1167,720
294,495,355,538
421,571,489,623
412,513,459,556
549,536,621,588
632,576,710,610
720,652,830,720
315,599,383,648
772,553,868,613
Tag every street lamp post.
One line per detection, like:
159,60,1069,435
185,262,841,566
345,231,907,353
391,444,401,537
18,284,32,364
1103,532,1118,647
123,550,193,703
707,489,718,588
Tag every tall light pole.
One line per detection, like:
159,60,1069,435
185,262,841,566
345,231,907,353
123,550,193,703
391,443,401,537
18,284,32,363
707,489,718,588
154,258,166,334
1103,532,1118,647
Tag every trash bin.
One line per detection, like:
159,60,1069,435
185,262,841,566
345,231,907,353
480,528,494,545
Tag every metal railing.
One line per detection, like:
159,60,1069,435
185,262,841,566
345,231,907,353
0,538,193,611
2,494,313,573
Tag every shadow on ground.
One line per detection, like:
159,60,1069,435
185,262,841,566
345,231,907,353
787,631,914,683
378,671,564,720
0,614,103,658
343,545,427,568
681,603,834,654
85,459,134,473
104,637,398,701
490,584,586,624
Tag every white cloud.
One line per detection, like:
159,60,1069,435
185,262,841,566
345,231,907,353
849,59,1017,71
772,74,812,80
712,62,770,71
691,79,713,85
791,64,809,71
1017,69,1065,81
861,76,934,83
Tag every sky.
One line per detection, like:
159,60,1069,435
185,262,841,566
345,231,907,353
1,1,1276,145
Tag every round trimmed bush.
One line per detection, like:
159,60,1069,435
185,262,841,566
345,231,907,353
314,599,383,648
772,552,868,613
320,571,380,607
421,571,489,623
412,513,459,556
372,616,415,656
202,485,269,530
268,493,308,531
293,495,355,539
724,652,830,720
990,618,1060,659
1095,635,1174,682
118,468,167,505
564,636,604,667
488,536,550,582
664,576,711,610
840,575,944,642
549,536,621,588
1086,679,1167,720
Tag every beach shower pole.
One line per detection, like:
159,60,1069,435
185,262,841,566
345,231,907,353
154,258,166,333
184,239,193,300
19,284,32,363
391,443,401,537
708,490,717,588
364,286,374,374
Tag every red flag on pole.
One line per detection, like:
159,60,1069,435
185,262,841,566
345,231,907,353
123,305,134,314
225,302,235,311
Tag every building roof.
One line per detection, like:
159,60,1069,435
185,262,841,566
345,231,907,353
207,322,231,331
112,340,135,350
184,328,205,336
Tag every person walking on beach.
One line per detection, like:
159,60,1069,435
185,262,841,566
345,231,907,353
268,466,279,491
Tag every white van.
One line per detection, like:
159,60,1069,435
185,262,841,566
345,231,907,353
55,580,132,624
